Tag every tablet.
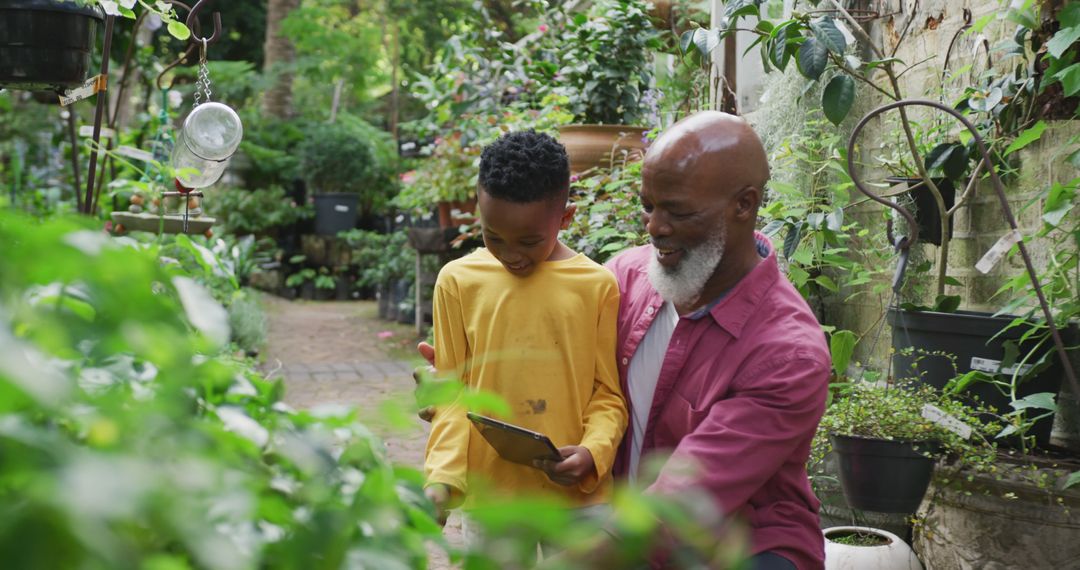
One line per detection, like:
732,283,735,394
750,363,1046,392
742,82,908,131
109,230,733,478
467,412,562,467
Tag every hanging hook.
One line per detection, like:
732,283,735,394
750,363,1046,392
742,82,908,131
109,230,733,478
187,0,221,46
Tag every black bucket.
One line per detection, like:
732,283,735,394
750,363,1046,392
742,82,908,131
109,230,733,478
312,193,358,236
0,0,104,91
831,434,937,513
888,308,1074,447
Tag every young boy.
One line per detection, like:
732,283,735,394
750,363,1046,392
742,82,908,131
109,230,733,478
423,130,627,525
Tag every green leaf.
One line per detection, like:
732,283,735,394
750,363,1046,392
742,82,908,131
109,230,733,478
1047,26,1080,60
968,87,1003,112
1053,63,1080,97
118,6,136,19
1065,471,1080,490
167,20,191,41
816,274,839,292
1004,121,1047,156
1010,392,1057,412
1068,149,1080,169
944,276,963,287
826,208,844,231
933,294,961,313
770,25,791,70
822,75,855,125
968,13,995,35
865,57,904,70
829,330,857,377
1063,3,1080,28
811,18,846,54
783,222,804,258
797,38,828,80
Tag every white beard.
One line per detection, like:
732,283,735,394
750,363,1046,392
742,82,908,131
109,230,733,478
647,227,727,307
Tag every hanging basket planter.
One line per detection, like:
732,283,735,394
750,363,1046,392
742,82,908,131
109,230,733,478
0,0,104,91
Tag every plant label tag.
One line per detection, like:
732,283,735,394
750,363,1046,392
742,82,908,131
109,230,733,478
975,229,1022,274
78,125,116,140
971,356,1033,377
921,404,973,439
60,75,108,106
114,146,155,163
334,205,350,213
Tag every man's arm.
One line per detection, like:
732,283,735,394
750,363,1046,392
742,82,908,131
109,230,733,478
647,352,829,512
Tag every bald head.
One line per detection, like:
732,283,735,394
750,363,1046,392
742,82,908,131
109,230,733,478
644,111,770,197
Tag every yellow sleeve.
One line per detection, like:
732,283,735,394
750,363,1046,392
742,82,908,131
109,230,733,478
577,283,628,494
423,277,471,496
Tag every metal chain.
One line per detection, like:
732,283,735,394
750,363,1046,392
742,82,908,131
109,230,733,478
193,38,212,107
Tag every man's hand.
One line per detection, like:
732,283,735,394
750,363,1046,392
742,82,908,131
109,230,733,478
535,445,595,486
424,483,451,525
414,341,436,422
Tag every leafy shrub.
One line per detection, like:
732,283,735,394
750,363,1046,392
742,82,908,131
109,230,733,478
540,0,660,125
228,290,268,354
298,115,399,218
564,161,649,264
0,211,440,568
205,185,313,236
237,113,308,190
340,229,415,288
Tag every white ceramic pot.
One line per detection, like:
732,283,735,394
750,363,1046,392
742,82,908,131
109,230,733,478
824,526,923,570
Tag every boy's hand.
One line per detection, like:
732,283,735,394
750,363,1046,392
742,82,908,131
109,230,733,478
424,483,451,525
414,341,436,422
535,446,595,486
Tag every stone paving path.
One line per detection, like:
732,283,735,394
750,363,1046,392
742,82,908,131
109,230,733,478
260,296,462,568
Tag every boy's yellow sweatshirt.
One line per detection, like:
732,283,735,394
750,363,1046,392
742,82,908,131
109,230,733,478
424,248,627,508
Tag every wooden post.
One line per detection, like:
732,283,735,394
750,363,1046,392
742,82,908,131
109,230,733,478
415,250,422,336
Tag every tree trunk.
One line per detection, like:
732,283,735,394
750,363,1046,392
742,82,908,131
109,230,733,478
262,0,300,119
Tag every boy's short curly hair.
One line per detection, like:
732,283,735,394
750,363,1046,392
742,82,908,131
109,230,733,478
478,130,570,203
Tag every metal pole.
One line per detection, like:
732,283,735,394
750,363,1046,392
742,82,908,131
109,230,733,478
83,15,115,215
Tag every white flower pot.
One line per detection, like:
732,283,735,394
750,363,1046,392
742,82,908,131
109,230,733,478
824,526,923,570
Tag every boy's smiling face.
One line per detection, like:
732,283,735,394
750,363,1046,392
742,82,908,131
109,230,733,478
478,186,575,277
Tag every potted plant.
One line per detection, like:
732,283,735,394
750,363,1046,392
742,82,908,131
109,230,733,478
532,0,660,173
815,379,998,514
823,526,923,570
298,116,396,236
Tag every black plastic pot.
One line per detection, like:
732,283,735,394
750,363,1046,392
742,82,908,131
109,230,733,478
831,434,938,513
888,307,1074,447
0,0,104,91
886,177,955,246
312,193,358,236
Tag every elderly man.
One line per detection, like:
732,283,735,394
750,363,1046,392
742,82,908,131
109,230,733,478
603,111,830,569
418,111,829,569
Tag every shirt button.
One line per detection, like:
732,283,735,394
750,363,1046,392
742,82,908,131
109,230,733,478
622,357,629,365
645,306,655,315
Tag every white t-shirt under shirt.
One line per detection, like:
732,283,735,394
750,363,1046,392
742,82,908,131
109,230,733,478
627,300,679,482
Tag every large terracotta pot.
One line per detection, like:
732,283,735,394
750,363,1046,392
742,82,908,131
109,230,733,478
557,124,650,175
824,526,923,570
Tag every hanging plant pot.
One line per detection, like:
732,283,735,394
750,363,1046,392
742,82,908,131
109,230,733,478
824,526,923,570
888,308,1077,448
831,434,938,513
0,0,104,91
558,124,650,175
885,177,955,246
